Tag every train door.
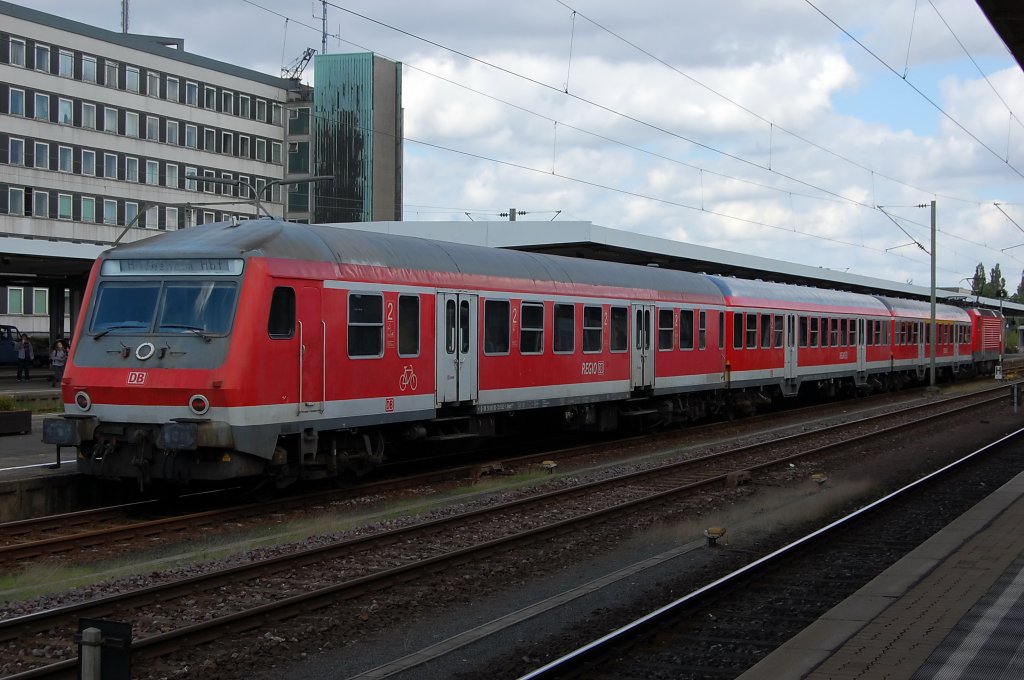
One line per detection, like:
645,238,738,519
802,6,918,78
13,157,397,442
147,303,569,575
436,292,479,405
297,286,324,413
856,318,867,373
631,303,654,390
784,314,798,380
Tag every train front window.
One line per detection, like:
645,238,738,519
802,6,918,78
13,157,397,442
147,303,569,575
90,282,160,334
158,282,237,335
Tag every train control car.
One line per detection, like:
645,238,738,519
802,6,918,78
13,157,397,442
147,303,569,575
873,297,974,384
965,307,1005,372
41,218,1005,490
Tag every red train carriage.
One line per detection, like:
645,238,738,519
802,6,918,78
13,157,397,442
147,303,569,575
965,308,1005,373
42,218,1005,490
874,297,974,383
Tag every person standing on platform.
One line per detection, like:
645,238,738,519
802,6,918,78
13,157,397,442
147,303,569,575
50,340,67,388
16,334,33,382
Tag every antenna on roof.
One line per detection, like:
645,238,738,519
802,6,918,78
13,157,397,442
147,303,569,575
121,0,129,33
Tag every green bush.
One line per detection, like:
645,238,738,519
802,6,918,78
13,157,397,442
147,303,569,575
0,395,19,411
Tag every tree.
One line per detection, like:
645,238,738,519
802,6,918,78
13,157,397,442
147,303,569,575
972,263,987,297
986,263,1006,299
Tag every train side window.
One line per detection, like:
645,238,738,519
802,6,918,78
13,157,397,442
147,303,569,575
398,294,419,357
610,306,628,352
733,313,743,350
831,318,839,347
445,300,456,354
459,300,470,354
746,313,758,349
697,310,706,350
520,302,544,354
583,305,603,353
267,286,295,338
773,314,783,348
809,317,819,347
760,314,771,348
799,316,808,348
484,299,510,355
554,303,575,353
840,319,847,345
680,309,694,350
718,311,725,350
658,308,674,351
348,293,383,358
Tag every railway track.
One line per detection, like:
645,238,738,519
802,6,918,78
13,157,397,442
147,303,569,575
0,384,1014,679
0,380,1010,570
517,426,1024,680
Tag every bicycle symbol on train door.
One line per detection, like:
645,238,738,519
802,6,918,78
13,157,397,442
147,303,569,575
399,365,418,391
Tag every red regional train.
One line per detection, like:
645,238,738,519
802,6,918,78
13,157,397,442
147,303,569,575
42,219,1004,490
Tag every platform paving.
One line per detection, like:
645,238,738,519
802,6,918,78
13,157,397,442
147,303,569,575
739,468,1024,680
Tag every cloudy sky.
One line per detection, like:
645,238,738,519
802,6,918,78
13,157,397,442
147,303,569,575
27,0,1024,291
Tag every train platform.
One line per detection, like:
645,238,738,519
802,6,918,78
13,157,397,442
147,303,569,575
0,367,68,473
740,466,1024,680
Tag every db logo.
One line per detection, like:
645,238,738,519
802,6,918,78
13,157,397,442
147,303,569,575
127,371,147,385
385,397,395,412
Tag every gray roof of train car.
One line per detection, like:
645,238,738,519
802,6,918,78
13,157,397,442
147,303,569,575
707,275,891,313
874,295,971,322
106,220,727,302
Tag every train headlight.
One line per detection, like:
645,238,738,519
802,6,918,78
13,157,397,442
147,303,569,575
189,394,210,415
75,391,91,411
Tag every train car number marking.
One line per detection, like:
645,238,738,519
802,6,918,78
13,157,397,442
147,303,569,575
127,371,147,385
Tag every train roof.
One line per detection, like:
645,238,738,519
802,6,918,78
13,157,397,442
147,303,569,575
105,219,727,303
706,275,891,315
873,296,972,322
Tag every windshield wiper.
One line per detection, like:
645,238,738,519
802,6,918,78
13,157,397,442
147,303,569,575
94,323,147,340
161,324,213,343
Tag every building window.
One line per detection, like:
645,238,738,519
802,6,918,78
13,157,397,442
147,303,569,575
255,177,266,201
238,135,250,158
204,86,216,109
166,77,179,101
58,146,72,172
255,138,266,161
82,55,97,82
33,141,48,169
125,202,138,225
103,199,117,224
126,157,139,182
34,93,50,121
221,131,233,155
57,193,72,220
239,94,250,117
9,38,25,66
58,97,72,124
185,124,197,148
143,205,157,227
220,172,234,196
8,138,24,166
34,43,49,72
185,166,198,191
147,71,160,96
202,210,215,224
104,106,118,133
33,289,48,315
8,288,23,315
203,128,216,151
165,206,178,229
222,90,234,114
271,103,282,125
166,120,179,145
7,188,24,216
146,160,159,185
165,163,178,188
126,111,139,137
202,169,215,193
146,115,159,141
126,66,140,93
33,190,49,218
31,289,47,315
58,49,73,77
237,175,250,197
104,153,117,178
82,102,96,129
82,149,95,175
9,87,25,116
256,98,267,122
105,60,118,88
81,196,95,222
271,142,282,164
185,81,198,105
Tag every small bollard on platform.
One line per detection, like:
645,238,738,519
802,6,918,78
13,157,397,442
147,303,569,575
75,618,132,680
